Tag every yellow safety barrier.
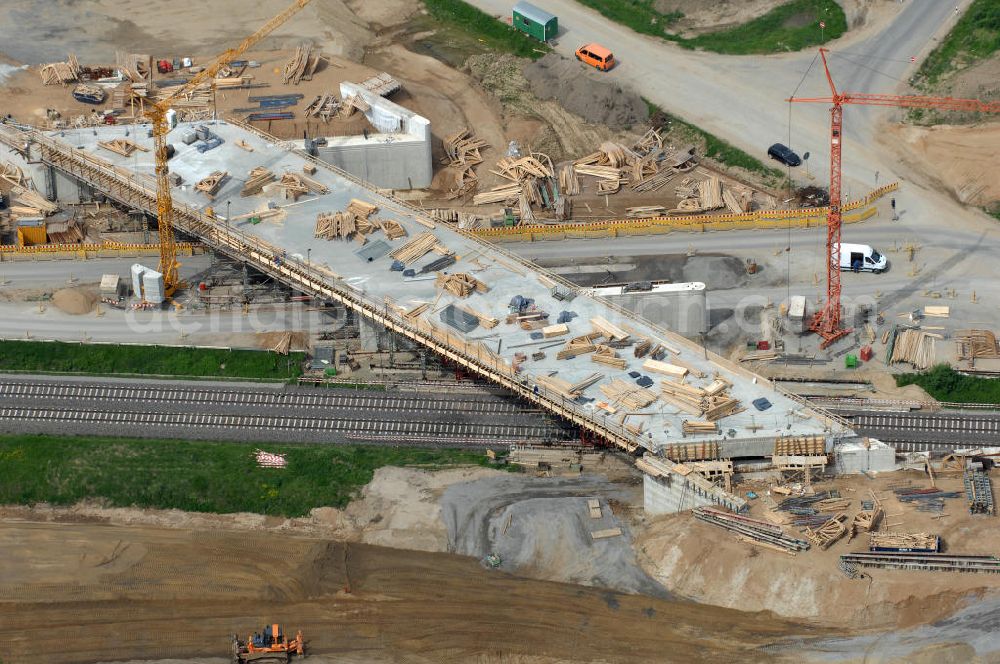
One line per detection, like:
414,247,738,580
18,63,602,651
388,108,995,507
0,241,202,258
473,181,898,242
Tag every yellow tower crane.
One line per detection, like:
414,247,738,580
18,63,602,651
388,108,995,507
147,0,313,296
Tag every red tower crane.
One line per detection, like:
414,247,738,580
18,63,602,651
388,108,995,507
788,48,1000,348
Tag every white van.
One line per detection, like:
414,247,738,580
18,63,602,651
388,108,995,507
837,243,887,273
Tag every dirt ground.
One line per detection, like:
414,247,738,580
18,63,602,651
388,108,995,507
635,470,1000,630
887,122,1000,210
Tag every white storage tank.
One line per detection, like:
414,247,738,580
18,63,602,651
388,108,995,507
142,268,165,304
130,264,146,299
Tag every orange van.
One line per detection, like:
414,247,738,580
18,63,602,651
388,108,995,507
575,43,615,71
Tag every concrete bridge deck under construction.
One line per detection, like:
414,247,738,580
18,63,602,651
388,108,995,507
0,120,850,505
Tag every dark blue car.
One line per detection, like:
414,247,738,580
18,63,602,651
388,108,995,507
767,143,802,167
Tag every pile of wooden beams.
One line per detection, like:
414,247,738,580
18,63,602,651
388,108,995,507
556,332,600,360
380,219,407,240
558,164,580,196
314,200,381,242
270,331,292,355
888,327,937,369
97,138,149,157
870,532,938,552
389,232,438,264
493,155,553,181
658,375,741,421
276,172,329,201
590,316,630,341
442,128,488,166
39,54,81,85
698,176,723,210
195,171,228,198
435,272,487,298
956,329,1000,360
591,344,627,369
8,186,59,217
802,513,849,549
359,72,401,97
241,167,276,197
682,420,718,435
535,373,603,400
115,51,151,82
1,162,27,188
723,186,753,214
599,379,657,410
303,93,341,121
282,45,323,85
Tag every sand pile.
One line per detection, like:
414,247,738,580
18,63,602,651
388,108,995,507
523,54,648,129
52,287,98,315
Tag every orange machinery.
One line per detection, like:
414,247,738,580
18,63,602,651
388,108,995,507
232,624,305,662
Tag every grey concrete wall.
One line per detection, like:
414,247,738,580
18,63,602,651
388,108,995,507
316,138,432,190
643,473,715,515
832,441,897,474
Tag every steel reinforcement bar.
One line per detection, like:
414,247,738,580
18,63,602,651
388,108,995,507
840,551,1000,574
2,122,849,457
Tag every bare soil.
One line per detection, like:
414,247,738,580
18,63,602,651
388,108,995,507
634,471,1000,629
51,287,98,315
887,122,1000,210
523,54,649,129
0,519,808,664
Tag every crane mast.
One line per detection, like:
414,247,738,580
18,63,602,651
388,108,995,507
148,0,312,297
789,48,1000,348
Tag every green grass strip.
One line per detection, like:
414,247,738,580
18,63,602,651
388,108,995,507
423,0,550,59
0,339,304,380
916,0,1000,87
895,364,1000,404
571,0,845,54
0,435,494,517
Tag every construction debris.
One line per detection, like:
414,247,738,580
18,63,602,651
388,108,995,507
599,379,658,410
591,344,627,369
870,532,940,552
282,45,324,85
956,330,1000,361
195,171,229,198
270,331,293,355
8,186,59,217
39,54,81,85
802,513,849,549
887,326,937,369
389,232,439,264
359,72,402,97
97,138,149,157
241,167,277,197
694,507,810,553
436,273,488,298
277,172,329,201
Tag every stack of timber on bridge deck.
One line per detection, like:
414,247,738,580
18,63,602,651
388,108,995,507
0,120,845,510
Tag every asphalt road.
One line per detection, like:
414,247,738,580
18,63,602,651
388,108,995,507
468,0,997,300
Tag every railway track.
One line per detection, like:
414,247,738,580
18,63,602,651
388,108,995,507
0,381,539,416
831,409,1000,450
0,406,567,446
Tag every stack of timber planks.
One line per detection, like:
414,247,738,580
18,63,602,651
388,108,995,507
956,329,1000,360
97,139,149,157
241,167,276,197
276,172,329,201
435,273,487,298
599,379,657,410
282,45,323,85
314,199,381,243
195,171,228,198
